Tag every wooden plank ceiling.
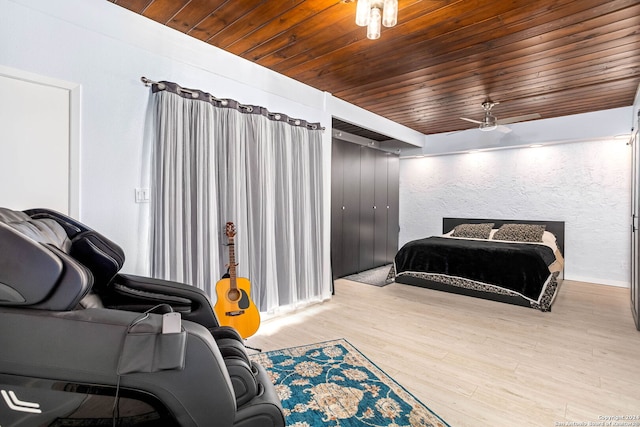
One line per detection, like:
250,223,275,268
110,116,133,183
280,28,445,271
110,0,640,136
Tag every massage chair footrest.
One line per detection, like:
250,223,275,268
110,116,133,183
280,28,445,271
234,362,285,427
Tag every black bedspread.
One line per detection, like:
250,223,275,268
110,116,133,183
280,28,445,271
394,237,556,300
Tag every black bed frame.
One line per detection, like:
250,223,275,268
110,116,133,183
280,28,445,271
394,218,565,309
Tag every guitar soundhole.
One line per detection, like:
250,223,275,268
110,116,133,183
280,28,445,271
227,288,241,302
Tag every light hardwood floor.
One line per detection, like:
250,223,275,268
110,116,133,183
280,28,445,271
246,279,640,427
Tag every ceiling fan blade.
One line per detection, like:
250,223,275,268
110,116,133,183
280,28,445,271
460,117,482,124
497,113,541,125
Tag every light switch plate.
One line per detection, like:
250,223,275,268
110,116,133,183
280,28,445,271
135,188,150,203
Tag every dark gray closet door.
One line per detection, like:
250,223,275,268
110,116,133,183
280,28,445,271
386,154,400,263
331,138,345,279
341,141,362,275
331,138,400,277
373,151,389,267
359,146,376,272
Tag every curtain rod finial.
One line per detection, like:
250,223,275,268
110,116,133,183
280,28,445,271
141,77,165,90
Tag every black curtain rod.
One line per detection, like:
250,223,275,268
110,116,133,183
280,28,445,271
140,76,324,131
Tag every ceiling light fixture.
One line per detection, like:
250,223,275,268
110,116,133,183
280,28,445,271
355,0,398,40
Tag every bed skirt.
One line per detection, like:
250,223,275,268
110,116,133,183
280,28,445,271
392,266,561,312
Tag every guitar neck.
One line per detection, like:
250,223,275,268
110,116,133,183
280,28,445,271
228,237,237,288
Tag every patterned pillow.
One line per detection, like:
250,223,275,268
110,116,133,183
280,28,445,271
451,223,494,239
492,224,546,242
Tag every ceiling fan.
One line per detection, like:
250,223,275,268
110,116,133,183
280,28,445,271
460,100,541,133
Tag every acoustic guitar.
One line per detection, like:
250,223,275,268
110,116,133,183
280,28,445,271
214,222,260,338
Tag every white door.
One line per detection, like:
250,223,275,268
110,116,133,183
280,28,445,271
0,69,77,214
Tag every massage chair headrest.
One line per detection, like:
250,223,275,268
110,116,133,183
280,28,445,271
0,208,125,310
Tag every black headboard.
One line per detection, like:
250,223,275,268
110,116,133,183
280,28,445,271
443,218,565,255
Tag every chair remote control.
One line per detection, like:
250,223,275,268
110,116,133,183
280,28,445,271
162,312,181,334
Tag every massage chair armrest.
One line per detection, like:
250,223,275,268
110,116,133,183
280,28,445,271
108,273,220,329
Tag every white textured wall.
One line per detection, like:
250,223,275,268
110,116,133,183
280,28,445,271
399,139,631,286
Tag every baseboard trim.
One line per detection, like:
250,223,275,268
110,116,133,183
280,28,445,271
565,275,629,288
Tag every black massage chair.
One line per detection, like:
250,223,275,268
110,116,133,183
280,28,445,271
0,207,285,427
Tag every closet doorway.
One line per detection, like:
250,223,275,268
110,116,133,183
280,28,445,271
331,136,399,279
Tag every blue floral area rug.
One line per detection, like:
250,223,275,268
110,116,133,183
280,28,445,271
250,339,450,427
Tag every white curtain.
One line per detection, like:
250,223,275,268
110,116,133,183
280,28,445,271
149,84,330,313
149,91,220,298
